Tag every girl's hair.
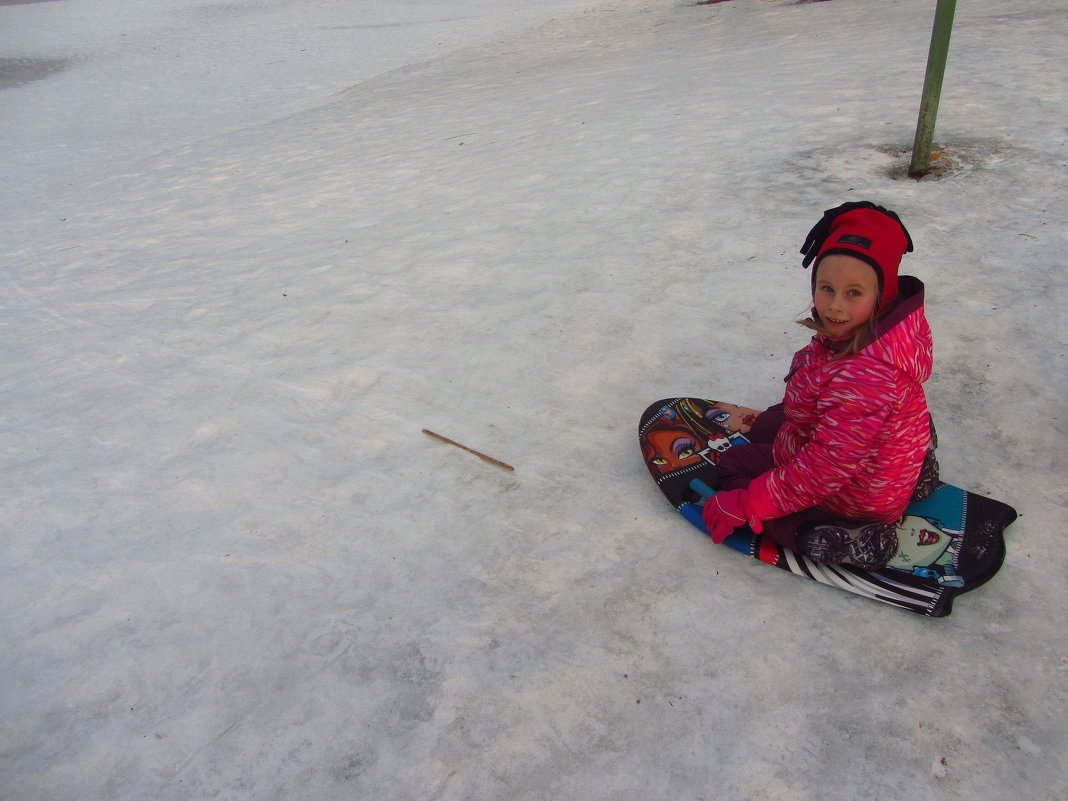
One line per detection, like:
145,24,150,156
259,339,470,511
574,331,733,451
797,300,880,358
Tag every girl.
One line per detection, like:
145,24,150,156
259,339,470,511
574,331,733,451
703,201,939,569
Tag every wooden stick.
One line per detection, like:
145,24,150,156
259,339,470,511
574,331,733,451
422,429,515,471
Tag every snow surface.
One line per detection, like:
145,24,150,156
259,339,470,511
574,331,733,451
2,0,1066,799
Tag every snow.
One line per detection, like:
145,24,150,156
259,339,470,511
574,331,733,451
2,0,1066,799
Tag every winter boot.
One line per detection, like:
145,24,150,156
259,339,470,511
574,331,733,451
797,521,899,570
911,416,941,502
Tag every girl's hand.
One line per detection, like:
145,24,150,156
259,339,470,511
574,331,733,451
702,489,764,543
701,476,782,543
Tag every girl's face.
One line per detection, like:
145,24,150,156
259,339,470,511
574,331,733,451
813,254,880,338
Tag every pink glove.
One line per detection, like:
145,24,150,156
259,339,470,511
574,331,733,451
701,475,781,544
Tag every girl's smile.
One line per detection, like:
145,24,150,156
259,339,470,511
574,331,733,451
813,254,879,338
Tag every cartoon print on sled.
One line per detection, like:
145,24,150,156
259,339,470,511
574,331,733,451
885,514,965,588
642,398,754,475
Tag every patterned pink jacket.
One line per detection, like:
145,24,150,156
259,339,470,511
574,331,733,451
765,276,933,522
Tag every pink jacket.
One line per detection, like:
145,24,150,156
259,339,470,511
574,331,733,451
765,276,933,522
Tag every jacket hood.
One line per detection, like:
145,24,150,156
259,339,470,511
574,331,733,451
858,275,932,383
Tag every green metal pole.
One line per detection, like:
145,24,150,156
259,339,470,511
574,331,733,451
908,0,958,177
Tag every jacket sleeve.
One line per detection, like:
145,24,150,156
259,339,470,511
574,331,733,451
762,359,901,516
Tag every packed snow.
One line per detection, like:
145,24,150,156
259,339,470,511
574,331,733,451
2,0,1066,799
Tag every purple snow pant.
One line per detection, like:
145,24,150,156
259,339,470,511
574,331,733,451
714,404,860,552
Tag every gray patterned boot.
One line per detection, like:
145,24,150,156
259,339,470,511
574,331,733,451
797,521,899,570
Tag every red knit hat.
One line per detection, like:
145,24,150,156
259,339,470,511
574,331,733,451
800,202,914,311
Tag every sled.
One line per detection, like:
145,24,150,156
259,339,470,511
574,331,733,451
639,397,1017,617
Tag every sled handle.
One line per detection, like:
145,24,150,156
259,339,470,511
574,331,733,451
689,478,717,500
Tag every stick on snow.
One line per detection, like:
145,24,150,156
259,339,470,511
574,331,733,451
421,429,515,471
